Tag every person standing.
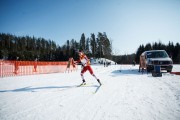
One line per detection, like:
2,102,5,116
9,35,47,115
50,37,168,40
14,57,19,74
65,57,72,73
75,52,102,86
71,58,77,71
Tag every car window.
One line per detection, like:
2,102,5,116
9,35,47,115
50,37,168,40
146,51,168,58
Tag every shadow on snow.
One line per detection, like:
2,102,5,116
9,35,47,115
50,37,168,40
111,68,142,76
0,84,99,93
111,68,170,77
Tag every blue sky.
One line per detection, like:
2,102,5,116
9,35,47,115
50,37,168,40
0,0,180,55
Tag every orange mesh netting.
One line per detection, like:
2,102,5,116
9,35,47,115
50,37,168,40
0,60,77,77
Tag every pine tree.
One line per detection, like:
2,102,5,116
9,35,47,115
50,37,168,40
97,32,103,58
79,33,86,51
90,33,96,57
85,38,90,55
135,44,145,63
144,43,152,51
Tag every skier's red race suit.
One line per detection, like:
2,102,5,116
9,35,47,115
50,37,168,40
76,54,93,74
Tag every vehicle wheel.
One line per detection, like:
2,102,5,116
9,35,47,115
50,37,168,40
167,70,172,72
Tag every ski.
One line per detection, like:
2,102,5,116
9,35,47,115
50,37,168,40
77,82,90,87
92,85,102,94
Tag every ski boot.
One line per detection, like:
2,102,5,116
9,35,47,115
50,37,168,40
80,79,86,86
97,79,102,86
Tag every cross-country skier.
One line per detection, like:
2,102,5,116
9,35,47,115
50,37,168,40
74,52,102,86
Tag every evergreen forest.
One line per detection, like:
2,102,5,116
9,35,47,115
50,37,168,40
0,32,112,61
0,33,180,64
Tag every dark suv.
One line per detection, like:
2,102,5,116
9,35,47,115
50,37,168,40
140,50,173,72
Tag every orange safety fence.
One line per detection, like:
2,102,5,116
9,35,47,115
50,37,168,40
0,60,77,77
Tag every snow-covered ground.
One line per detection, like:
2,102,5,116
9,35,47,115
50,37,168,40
0,64,180,120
